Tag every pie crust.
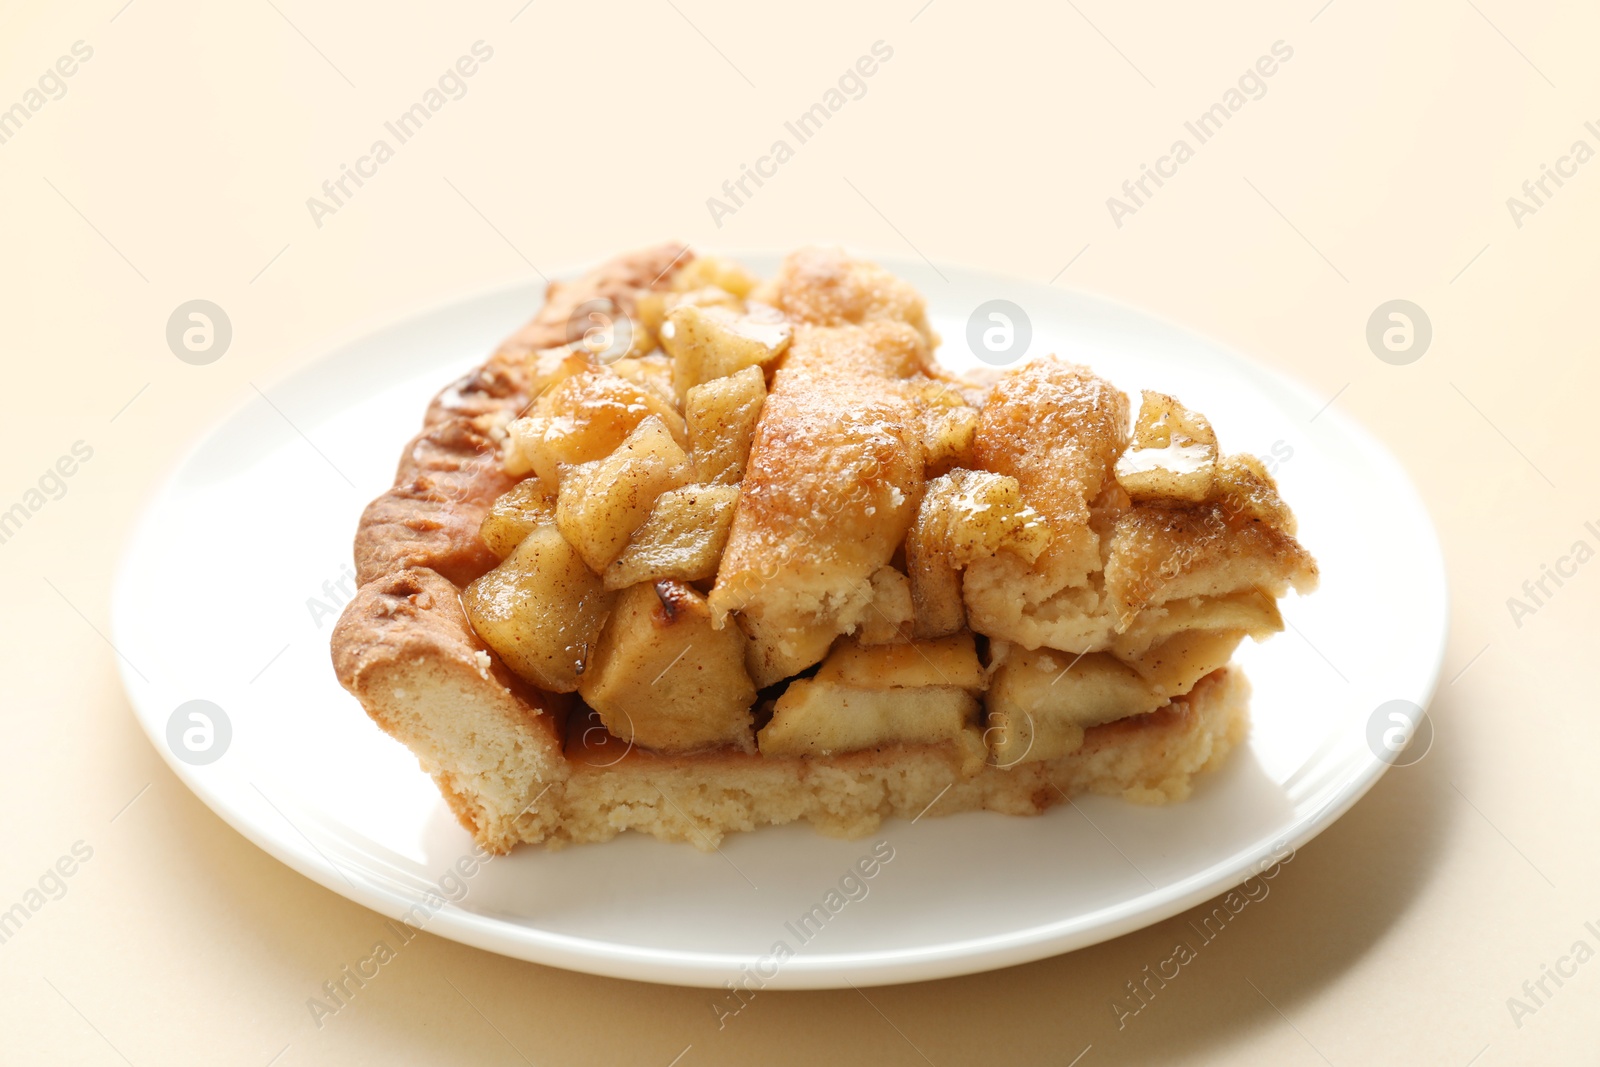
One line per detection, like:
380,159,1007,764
331,244,1313,851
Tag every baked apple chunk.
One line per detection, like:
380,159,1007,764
332,244,1317,852
579,581,756,753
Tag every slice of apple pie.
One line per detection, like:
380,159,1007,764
331,244,1317,852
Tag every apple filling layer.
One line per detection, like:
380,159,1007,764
461,249,1316,771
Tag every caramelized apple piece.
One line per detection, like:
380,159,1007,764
555,415,691,572
685,365,766,486
663,304,791,402
736,611,840,690
1109,590,1282,660
505,368,685,484
760,679,985,775
985,646,1164,765
814,632,985,691
603,483,740,590
479,476,557,559
671,254,759,298
579,581,756,753
635,286,743,341
462,526,615,693
1115,629,1247,697
1114,391,1218,504
610,354,677,408
906,469,1052,638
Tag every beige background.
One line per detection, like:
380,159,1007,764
2,0,1596,1063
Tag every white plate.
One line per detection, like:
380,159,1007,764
113,254,1448,989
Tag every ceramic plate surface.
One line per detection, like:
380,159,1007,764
113,254,1447,988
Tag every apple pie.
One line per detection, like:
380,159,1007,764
331,244,1317,852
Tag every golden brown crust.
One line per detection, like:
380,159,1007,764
332,564,573,852
707,267,953,680
709,335,929,618
352,371,524,589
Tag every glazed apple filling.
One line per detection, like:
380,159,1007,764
461,249,1317,770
